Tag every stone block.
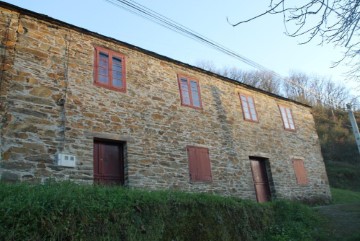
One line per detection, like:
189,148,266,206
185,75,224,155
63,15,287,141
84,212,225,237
30,86,53,98
1,161,35,170
1,171,20,182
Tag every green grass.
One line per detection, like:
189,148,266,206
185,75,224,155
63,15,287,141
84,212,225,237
331,188,360,204
0,181,325,241
316,189,360,241
325,161,360,192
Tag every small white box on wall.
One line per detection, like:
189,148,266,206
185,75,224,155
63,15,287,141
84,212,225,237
57,153,76,167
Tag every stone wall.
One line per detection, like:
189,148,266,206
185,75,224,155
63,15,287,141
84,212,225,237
0,3,331,202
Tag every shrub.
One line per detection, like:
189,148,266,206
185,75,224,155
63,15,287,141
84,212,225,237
0,182,324,241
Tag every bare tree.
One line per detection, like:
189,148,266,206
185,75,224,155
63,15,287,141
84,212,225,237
284,72,312,104
322,79,350,107
228,0,360,82
196,61,282,94
243,71,282,94
221,67,244,81
195,60,218,73
196,60,357,108
283,71,352,107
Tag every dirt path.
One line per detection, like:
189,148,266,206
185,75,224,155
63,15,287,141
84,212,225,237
315,203,360,241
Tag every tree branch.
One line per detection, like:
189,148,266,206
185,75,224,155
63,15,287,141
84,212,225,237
229,0,360,83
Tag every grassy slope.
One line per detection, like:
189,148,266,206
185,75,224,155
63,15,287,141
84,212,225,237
0,182,324,241
331,188,360,204
316,188,360,241
325,161,360,192
0,161,358,240
316,160,360,241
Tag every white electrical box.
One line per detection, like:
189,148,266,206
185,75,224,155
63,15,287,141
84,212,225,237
57,153,76,167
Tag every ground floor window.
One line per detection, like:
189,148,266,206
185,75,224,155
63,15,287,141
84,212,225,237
187,146,212,182
292,159,308,185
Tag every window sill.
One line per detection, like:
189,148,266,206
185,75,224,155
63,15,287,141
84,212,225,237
243,118,259,123
283,128,297,132
190,180,213,184
181,103,203,110
94,82,126,93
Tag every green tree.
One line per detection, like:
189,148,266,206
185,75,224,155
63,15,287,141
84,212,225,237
313,105,360,163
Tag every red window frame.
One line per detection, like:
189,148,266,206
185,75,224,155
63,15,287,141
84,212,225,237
186,146,212,182
278,105,296,131
292,159,308,185
239,94,258,122
94,46,126,92
177,74,203,109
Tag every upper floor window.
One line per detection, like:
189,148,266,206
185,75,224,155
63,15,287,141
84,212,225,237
177,75,202,109
187,146,212,182
278,105,295,130
94,46,126,92
239,94,258,122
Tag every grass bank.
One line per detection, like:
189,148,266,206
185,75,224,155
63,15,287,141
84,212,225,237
316,188,360,241
0,182,325,241
325,161,360,192
331,187,360,204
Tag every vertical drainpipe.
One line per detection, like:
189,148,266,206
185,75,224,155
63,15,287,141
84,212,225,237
57,32,70,157
0,17,13,162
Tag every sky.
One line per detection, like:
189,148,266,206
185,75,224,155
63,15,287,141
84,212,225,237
2,0,358,92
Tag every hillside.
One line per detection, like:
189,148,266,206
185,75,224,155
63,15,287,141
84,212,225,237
0,182,327,241
325,161,360,192
313,106,360,165
313,106,360,191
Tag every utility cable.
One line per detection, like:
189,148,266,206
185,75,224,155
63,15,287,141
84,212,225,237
104,0,274,73
102,0,338,105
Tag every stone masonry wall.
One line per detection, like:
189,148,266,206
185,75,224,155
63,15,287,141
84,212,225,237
0,3,331,202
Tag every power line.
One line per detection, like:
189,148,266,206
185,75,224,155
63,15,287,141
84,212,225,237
102,0,333,103
104,0,274,73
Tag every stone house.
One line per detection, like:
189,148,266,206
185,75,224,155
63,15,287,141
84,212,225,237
0,2,331,202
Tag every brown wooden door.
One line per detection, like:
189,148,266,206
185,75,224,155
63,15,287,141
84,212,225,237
94,140,124,185
250,159,271,202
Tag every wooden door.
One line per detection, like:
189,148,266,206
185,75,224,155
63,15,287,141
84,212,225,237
94,140,124,185
250,159,271,202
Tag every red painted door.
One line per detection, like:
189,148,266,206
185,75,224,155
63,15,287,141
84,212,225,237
94,140,124,185
250,159,271,202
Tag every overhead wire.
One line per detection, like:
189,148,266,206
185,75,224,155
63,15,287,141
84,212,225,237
105,0,345,106
104,0,274,73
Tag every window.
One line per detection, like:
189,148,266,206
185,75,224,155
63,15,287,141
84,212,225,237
292,159,308,185
239,94,258,122
94,46,126,92
186,146,212,182
278,105,295,130
177,75,202,109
